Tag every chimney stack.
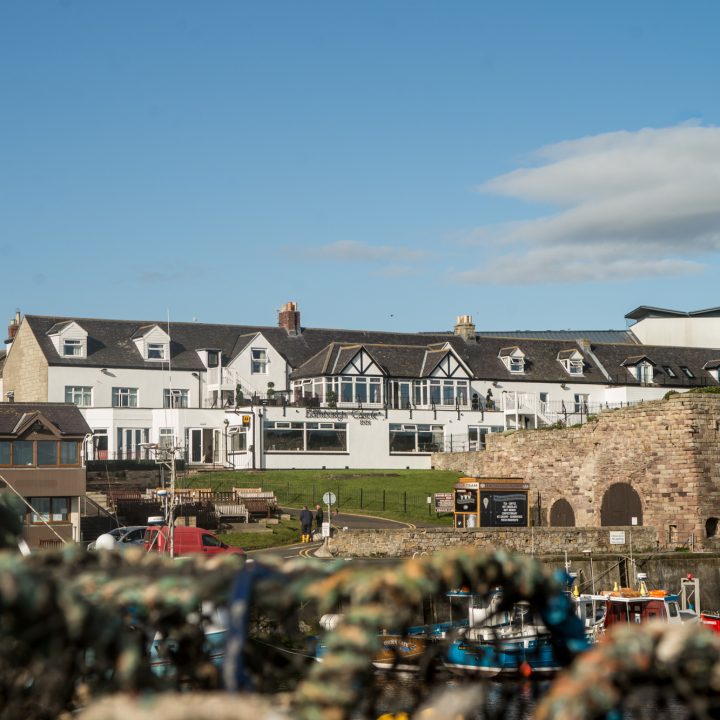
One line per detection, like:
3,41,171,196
453,314,476,342
278,301,301,335
6,310,21,344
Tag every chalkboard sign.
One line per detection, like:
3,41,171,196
479,491,528,527
455,487,478,513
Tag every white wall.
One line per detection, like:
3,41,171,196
631,317,720,349
225,332,288,395
48,366,202,408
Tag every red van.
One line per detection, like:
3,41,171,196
144,526,244,557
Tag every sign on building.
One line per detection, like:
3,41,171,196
609,530,626,545
454,477,529,528
434,492,454,513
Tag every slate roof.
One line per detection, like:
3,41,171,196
475,330,638,343
0,402,91,436
590,342,720,386
22,315,457,371
17,314,720,388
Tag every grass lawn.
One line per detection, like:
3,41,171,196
179,468,461,525
219,516,303,551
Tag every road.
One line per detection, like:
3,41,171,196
248,508,414,561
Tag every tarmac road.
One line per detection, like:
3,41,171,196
248,507,414,561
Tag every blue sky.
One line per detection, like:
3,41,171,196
2,2,720,334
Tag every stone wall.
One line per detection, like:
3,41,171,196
328,526,658,557
327,528,720,608
2,322,48,401
432,394,720,549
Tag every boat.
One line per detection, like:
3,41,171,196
317,589,472,672
601,575,698,629
443,584,603,678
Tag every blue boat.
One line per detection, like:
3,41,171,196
444,589,600,678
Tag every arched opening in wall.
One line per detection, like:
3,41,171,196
550,498,575,527
705,517,719,538
600,483,643,526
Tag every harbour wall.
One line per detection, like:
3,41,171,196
327,526,720,608
432,394,720,550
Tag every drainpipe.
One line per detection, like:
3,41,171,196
192,372,201,408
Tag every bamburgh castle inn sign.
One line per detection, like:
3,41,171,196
306,408,382,424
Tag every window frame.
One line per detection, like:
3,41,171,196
680,366,695,379
112,387,139,407
28,496,70,524
65,386,92,407
251,348,268,374
147,342,166,361
62,338,83,357
163,388,189,408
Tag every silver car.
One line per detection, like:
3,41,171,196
88,525,147,551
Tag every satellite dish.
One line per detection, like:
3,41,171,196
94,533,117,551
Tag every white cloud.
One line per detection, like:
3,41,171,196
456,124,720,284
304,240,428,263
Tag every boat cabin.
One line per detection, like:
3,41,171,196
604,592,682,628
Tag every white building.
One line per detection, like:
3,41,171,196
3,302,720,471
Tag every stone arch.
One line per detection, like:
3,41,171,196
550,498,576,527
706,517,719,538
600,483,643,526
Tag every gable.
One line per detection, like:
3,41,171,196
338,349,384,376
427,351,471,379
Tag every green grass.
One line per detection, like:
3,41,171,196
179,468,460,525
219,517,303,551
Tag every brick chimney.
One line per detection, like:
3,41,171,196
5,310,20,345
278,301,301,335
453,314,476,342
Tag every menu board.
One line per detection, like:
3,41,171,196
479,491,528,527
454,487,478,513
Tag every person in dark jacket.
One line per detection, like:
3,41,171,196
315,503,324,534
299,505,313,543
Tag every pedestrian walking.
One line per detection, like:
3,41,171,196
315,503,324,535
299,505,313,543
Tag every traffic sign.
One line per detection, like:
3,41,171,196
322,491,337,506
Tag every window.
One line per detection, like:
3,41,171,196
411,379,468,408
28,497,70,523
264,421,347,453
13,441,33,465
38,441,59,465
60,441,79,465
574,394,589,414
663,366,677,378
112,387,138,407
207,351,219,368
65,386,92,406
0,441,10,465
147,343,165,360
229,428,248,452
251,348,268,374
636,363,653,384
389,424,443,453
163,389,189,408
159,428,174,449
680,366,695,379
202,533,223,548
62,339,82,357
509,357,524,373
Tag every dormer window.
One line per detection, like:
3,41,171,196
147,343,166,360
63,339,82,357
703,361,720,383
499,347,525,374
636,362,653,384
207,351,219,368
558,349,584,376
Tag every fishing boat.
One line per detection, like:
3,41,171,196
601,574,699,629
443,584,605,678
317,589,472,672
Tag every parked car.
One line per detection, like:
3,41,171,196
143,525,244,557
88,525,147,551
